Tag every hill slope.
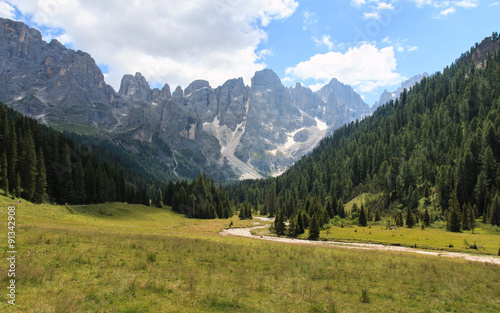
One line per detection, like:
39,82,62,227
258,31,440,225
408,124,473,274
228,34,500,231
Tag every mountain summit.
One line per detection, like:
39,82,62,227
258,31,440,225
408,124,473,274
0,18,371,181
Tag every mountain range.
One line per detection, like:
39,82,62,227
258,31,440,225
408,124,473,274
0,17,418,181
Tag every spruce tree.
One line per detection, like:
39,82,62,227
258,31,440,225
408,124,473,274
446,191,462,232
33,147,47,203
461,203,470,230
1,151,8,196
20,132,37,200
308,213,320,240
274,209,286,235
155,188,163,208
423,208,431,227
358,204,367,226
84,161,97,203
489,192,500,226
406,208,415,228
73,163,86,203
297,212,305,234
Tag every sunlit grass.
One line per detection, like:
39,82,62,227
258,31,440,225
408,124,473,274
0,195,499,312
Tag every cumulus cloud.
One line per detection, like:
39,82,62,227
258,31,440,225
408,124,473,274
8,0,298,90
285,43,404,93
0,1,15,19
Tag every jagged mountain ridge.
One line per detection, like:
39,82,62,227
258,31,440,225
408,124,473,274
0,18,371,181
375,73,429,108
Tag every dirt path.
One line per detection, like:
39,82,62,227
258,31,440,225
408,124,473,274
220,224,500,265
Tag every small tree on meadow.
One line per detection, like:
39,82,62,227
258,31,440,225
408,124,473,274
358,204,367,227
308,213,320,240
489,192,500,226
446,191,461,232
274,210,286,235
406,208,415,228
423,208,431,227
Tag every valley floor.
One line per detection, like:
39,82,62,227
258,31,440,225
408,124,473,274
1,196,499,312
221,224,500,265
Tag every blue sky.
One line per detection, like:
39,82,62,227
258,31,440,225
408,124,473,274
0,0,498,105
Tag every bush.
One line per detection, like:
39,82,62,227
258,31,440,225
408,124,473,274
147,252,157,263
360,288,370,303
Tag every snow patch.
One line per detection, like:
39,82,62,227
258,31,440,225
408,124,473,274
315,117,328,131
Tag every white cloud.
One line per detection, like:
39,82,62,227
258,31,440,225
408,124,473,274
411,0,433,8
438,7,456,16
0,1,15,19
285,43,404,93
363,11,381,19
408,45,419,52
353,0,399,20
313,35,335,50
397,46,405,52
351,0,367,8
456,0,478,8
8,0,298,90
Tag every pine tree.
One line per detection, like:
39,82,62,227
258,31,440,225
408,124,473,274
20,132,37,200
1,151,8,196
154,188,163,208
73,163,86,203
7,123,17,196
358,204,367,226
246,202,253,219
297,212,305,234
84,161,97,203
461,203,470,230
447,191,462,232
308,213,320,240
395,210,404,227
406,208,415,228
423,208,431,227
470,204,477,233
274,209,286,235
33,147,47,203
489,192,500,226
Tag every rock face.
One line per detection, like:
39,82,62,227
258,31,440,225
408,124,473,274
375,73,429,108
0,18,373,181
0,18,120,129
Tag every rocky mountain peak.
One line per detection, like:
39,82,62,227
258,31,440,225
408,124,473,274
185,80,211,96
172,86,184,98
118,72,152,101
251,69,282,90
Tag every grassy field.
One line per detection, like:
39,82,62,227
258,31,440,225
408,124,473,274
1,195,500,312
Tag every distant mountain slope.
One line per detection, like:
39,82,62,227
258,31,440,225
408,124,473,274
0,18,372,181
375,73,428,108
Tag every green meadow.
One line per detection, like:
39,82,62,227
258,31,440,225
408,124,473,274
1,195,499,312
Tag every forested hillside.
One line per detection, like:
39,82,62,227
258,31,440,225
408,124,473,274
0,103,152,205
228,35,500,234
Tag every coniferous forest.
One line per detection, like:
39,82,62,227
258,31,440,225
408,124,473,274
0,103,152,205
0,103,233,218
228,36,500,233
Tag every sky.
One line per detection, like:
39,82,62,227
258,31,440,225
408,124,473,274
0,0,498,105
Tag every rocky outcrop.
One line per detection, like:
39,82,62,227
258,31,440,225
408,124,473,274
0,18,120,128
